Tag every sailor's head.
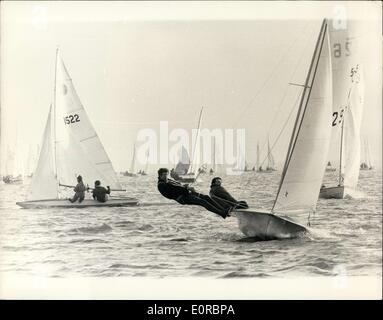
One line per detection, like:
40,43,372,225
95,180,101,186
211,177,222,187
77,175,83,182
158,168,169,181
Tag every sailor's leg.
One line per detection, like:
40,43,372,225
78,194,85,203
181,194,227,218
69,193,80,203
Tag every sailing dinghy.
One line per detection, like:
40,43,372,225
319,19,365,199
360,138,373,170
234,19,332,240
171,107,204,183
17,49,138,208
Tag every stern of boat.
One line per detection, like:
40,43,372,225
319,186,344,199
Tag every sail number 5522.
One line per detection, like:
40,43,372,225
63,114,80,125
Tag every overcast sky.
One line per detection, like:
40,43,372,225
1,1,381,172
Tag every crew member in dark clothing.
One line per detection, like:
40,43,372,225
209,177,248,210
92,180,111,202
157,168,230,219
69,175,86,203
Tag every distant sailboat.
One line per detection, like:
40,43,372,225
325,161,336,172
124,143,138,177
265,138,277,171
3,145,24,184
209,136,216,175
232,142,246,173
140,149,150,175
171,107,204,183
319,19,365,199
17,49,138,208
360,138,373,170
256,138,276,172
234,19,332,240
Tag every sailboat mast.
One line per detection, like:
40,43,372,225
212,136,216,172
338,119,344,185
144,150,149,173
190,107,203,173
256,142,260,170
53,47,59,197
272,19,327,212
130,144,136,173
267,138,271,169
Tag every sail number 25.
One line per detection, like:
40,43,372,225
332,108,346,127
63,114,80,125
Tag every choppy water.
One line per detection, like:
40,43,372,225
0,169,381,278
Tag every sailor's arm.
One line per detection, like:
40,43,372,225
216,187,238,203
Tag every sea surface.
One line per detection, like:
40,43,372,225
0,169,381,279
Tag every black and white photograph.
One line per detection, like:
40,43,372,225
0,1,381,301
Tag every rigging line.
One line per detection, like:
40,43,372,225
236,22,315,198
257,23,318,165
231,21,313,128
258,88,303,171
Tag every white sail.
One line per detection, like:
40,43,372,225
342,66,364,191
267,138,275,169
188,107,203,174
273,22,332,216
30,106,58,200
54,51,122,190
256,142,260,170
234,143,245,171
129,144,136,174
175,146,190,175
328,20,365,191
144,149,150,173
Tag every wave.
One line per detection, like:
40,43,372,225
69,238,109,244
69,223,112,234
220,271,270,278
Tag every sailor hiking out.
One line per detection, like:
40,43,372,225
209,177,249,210
157,168,231,219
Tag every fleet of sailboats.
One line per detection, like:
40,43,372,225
16,49,138,208
6,18,372,240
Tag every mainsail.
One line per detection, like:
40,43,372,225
175,146,190,175
54,51,122,191
129,144,137,174
273,20,332,216
188,107,203,174
328,20,365,192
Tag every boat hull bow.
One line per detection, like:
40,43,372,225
233,210,308,240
